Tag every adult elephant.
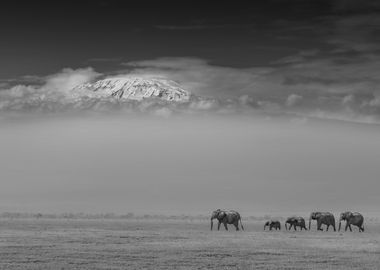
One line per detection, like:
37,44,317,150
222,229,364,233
210,209,244,231
285,216,307,231
264,220,281,231
338,212,364,232
309,212,336,231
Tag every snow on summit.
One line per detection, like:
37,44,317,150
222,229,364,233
71,77,191,102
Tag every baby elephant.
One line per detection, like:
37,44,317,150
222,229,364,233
285,216,307,231
264,220,281,231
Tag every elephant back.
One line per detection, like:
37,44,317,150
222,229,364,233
352,212,364,223
321,212,335,222
225,211,239,223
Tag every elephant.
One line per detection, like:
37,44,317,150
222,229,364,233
285,216,307,231
264,220,281,231
338,211,364,232
210,209,244,231
308,212,336,231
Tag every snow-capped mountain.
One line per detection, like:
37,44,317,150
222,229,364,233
71,77,191,102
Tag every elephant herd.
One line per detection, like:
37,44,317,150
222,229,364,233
210,209,365,232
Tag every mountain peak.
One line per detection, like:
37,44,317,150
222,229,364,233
71,77,191,102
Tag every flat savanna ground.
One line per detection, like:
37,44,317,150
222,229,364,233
0,219,379,269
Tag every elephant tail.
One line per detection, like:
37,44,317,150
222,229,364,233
239,216,244,231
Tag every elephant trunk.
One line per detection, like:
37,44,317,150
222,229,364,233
240,218,244,231
308,214,312,230
338,218,342,231
211,218,213,231
285,223,288,230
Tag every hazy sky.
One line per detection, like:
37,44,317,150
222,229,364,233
1,1,380,215
0,115,379,215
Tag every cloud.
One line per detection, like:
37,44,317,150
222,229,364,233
327,14,380,54
0,82,10,89
342,94,355,106
0,68,101,112
1,56,380,124
122,57,274,98
188,98,219,111
120,54,380,123
286,94,303,107
43,68,101,93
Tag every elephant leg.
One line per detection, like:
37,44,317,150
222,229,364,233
345,223,348,231
234,221,239,231
317,220,323,231
223,222,228,231
269,225,272,231
217,221,221,231
326,224,329,231
333,224,336,232
293,225,297,231
348,224,352,232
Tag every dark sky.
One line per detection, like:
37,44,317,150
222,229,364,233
1,0,379,78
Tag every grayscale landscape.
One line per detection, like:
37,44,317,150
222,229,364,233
1,1,380,269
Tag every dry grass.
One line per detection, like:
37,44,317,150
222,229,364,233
0,219,379,269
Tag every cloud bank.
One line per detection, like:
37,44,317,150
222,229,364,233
1,54,380,124
1,9,380,124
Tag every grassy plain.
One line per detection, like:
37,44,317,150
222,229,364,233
0,218,379,269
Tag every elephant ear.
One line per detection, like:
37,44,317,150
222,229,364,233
217,211,226,219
